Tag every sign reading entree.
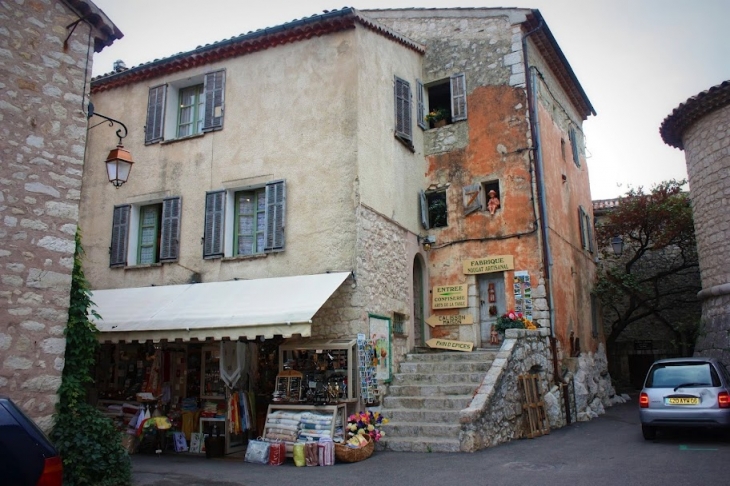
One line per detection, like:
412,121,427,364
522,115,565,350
432,284,468,309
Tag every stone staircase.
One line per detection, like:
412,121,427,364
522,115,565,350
377,348,499,452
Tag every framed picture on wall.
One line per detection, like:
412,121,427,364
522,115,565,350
369,315,392,383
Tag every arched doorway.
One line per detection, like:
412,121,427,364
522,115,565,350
412,255,426,347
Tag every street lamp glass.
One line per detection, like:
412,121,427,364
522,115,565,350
611,236,624,256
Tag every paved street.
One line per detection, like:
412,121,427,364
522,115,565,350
132,397,730,486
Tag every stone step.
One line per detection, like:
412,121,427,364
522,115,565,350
384,408,462,423
377,436,461,453
392,371,485,385
386,383,479,397
382,394,473,410
398,360,493,374
381,421,461,437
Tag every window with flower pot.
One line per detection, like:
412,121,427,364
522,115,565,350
145,69,225,144
416,73,467,129
419,189,448,229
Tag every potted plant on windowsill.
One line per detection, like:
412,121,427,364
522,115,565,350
425,108,449,128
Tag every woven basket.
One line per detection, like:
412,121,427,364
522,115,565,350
334,435,374,463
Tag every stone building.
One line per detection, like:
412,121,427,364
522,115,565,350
79,7,613,452
0,0,121,430
661,80,730,364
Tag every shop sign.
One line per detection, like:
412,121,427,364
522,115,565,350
432,284,468,309
426,338,474,352
463,255,514,274
425,314,474,327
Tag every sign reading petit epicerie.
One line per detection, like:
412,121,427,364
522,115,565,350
462,255,515,275
432,284,468,309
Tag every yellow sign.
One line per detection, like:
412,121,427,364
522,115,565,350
463,255,515,274
426,338,474,352
432,284,468,309
426,314,475,327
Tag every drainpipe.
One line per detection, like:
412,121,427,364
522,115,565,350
522,18,571,424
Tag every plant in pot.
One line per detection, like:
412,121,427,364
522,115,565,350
494,310,537,334
425,107,449,127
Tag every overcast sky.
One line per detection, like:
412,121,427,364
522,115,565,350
89,0,730,200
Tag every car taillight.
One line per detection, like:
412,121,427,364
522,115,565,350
36,456,63,486
719,391,730,409
639,392,650,408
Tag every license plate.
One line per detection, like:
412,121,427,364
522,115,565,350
666,397,700,405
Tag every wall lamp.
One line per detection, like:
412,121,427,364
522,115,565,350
87,102,134,188
419,235,436,251
611,236,624,256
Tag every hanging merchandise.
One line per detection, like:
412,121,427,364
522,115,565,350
356,334,378,404
220,341,247,388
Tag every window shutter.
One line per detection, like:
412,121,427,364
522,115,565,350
416,79,426,130
203,70,225,132
463,183,482,216
419,190,430,230
394,76,412,141
586,213,595,253
570,127,581,167
450,73,467,121
145,85,166,144
264,180,286,251
578,206,586,250
110,205,130,267
160,196,182,262
203,190,225,258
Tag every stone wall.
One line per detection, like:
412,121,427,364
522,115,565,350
682,104,730,364
459,329,621,452
0,0,97,431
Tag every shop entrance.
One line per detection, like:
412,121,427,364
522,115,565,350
413,255,426,346
478,273,505,345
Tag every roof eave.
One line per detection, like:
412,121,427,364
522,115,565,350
524,10,596,120
62,0,123,52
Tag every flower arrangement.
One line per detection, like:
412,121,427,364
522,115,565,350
494,310,537,333
346,410,389,443
425,107,448,122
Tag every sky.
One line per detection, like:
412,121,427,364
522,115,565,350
89,0,730,200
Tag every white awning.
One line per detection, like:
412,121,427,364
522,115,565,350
90,272,351,343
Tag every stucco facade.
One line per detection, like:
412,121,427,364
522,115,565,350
0,0,120,430
364,8,599,353
661,81,730,364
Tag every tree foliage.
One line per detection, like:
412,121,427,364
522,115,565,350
51,231,131,486
594,180,701,353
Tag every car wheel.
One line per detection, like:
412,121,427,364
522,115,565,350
642,425,657,440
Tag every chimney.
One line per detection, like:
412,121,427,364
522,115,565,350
113,59,128,73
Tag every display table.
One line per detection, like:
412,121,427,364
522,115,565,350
262,403,347,457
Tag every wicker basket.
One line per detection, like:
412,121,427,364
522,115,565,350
334,435,374,463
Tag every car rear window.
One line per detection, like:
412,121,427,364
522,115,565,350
645,362,721,388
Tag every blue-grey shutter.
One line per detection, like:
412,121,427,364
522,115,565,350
110,204,130,267
578,206,586,250
570,127,581,167
416,79,426,130
419,190,430,230
203,190,225,258
145,84,166,144
586,213,595,253
264,180,286,251
463,183,482,216
450,73,467,121
203,70,225,132
394,76,412,142
160,196,181,262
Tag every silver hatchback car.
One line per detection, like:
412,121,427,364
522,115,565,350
639,357,730,440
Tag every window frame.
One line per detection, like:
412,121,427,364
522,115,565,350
110,196,182,268
578,205,594,253
233,188,266,256
176,84,204,138
137,203,162,265
144,69,226,144
426,189,448,229
203,180,286,259
418,72,468,129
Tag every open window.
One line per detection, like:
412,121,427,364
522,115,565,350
419,189,448,229
110,197,182,267
145,69,225,144
463,180,500,216
203,180,286,259
417,73,467,129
